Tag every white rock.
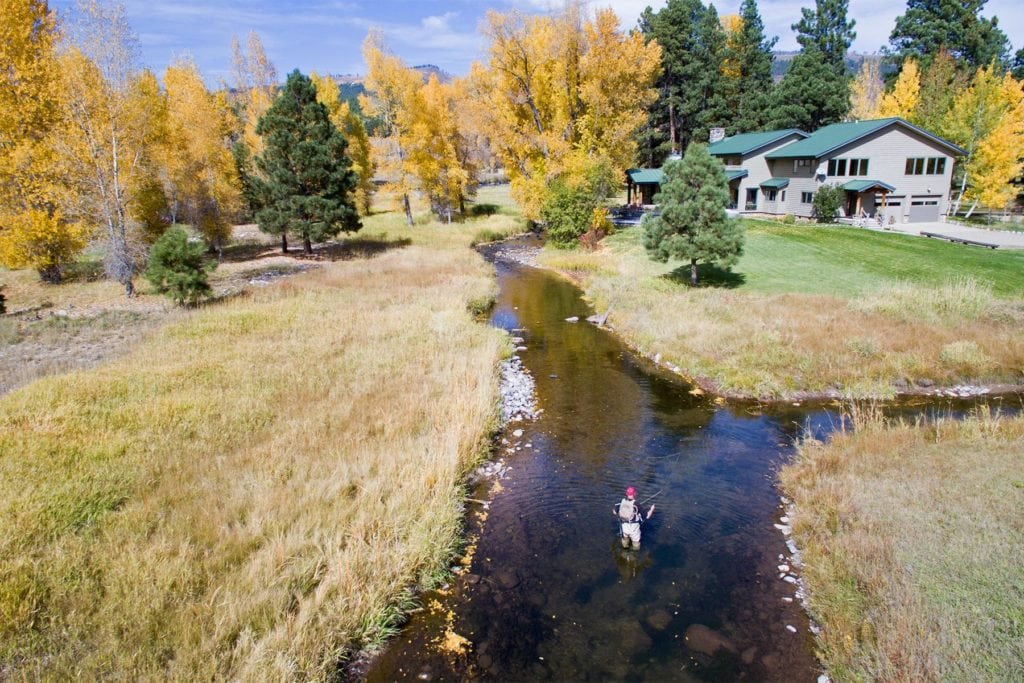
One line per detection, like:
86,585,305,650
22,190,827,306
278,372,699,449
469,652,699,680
782,597,793,603
780,516,789,523
818,675,831,683
513,429,524,437
786,624,797,633
565,316,579,322
786,539,798,554
778,564,790,572
783,575,798,584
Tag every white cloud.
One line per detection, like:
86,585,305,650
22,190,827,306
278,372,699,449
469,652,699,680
422,12,458,32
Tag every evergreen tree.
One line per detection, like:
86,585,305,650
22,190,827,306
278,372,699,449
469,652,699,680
769,48,850,130
254,70,359,254
792,0,856,75
730,0,777,132
638,0,720,165
642,142,744,286
887,0,1009,72
144,226,216,306
1011,48,1024,81
693,4,730,137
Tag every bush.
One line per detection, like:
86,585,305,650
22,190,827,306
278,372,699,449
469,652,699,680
541,182,598,247
144,227,216,306
812,184,844,223
782,213,796,224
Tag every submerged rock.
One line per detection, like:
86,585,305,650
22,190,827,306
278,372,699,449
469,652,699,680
683,624,737,656
565,316,579,323
645,610,672,631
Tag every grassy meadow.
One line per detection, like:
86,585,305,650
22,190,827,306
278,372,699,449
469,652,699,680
540,220,1024,398
0,192,525,678
780,408,1024,681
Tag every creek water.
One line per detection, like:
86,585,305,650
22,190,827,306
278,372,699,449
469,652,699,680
363,240,999,682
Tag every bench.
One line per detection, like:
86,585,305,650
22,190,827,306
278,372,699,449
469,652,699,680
920,231,999,249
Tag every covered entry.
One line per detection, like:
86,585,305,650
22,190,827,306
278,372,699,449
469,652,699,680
840,179,895,218
626,168,663,206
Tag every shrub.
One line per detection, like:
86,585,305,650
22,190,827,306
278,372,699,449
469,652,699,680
812,184,844,223
144,227,216,306
541,182,598,247
782,213,796,224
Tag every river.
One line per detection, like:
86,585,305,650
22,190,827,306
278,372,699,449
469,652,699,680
362,238,994,682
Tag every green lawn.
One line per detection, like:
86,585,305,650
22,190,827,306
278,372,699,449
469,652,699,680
605,219,1024,298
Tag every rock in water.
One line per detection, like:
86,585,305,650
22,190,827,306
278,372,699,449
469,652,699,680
683,624,738,656
741,646,757,665
645,610,672,631
565,316,579,323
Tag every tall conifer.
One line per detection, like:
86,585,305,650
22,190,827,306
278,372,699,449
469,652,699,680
254,70,359,254
730,0,777,132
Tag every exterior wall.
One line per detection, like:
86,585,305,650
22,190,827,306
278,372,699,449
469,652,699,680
714,133,804,213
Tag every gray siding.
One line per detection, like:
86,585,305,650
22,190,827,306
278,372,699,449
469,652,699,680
732,123,958,222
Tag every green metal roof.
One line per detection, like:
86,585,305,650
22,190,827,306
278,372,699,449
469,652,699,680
725,168,748,181
766,117,967,159
709,129,807,156
841,179,896,193
759,177,790,189
626,168,662,184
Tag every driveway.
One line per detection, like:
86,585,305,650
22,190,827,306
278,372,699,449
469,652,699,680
872,220,1024,249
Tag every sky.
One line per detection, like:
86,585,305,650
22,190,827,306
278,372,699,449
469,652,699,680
52,0,1024,84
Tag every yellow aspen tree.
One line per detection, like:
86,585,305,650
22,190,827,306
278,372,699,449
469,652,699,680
403,75,474,222
360,31,422,225
720,14,743,79
0,0,88,281
849,59,884,120
470,5,660,219
57,1,166,295
162,58,243,254
875,59,920,119
230,31,277,157
310,72,375,215
949,67,1024,215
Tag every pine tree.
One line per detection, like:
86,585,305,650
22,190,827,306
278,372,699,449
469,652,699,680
769,47,850,130
887,0,1009,72
253,70,360,254
730,0,777,132
144,226,215,306
638,0,717,163
642,142,744,286
792,0,856,75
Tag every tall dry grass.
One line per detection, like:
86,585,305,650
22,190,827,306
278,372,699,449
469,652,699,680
780,408,1024,681
0,245,505,679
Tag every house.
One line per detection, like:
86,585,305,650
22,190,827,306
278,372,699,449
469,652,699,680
626,118,967,224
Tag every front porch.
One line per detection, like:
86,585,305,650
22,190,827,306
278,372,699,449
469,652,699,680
840,179,896,222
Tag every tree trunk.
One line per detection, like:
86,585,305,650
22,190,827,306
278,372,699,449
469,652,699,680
690,258,698,287
669,102,677,154
124,278,135,297
281,234,288,253
403,193,413,226
459,194,466,215
38,264,62,284
964,198,979,219
303,236,312,254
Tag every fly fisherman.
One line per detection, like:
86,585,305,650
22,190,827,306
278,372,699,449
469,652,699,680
613,486,655,549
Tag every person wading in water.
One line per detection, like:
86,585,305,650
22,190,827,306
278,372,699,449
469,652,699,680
613,486,655,550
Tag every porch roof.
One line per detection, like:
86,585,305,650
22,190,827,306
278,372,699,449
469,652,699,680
759,177,790,189
841,179,896,193
626,168,662,184
725,168,749,182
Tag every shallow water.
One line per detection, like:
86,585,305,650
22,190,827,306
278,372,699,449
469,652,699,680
363,241,1005,682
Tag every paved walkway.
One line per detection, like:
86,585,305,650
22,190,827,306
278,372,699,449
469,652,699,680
870,220,1024,249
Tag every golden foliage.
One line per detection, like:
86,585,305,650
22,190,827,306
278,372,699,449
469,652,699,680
875,59,920,119
720,14,743,79
161,58,243,245
849,59,884,120
469,5,661,219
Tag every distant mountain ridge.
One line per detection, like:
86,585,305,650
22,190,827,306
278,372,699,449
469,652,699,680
772,50,883,80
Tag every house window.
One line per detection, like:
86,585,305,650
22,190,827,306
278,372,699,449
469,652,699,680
827,158,849,176
764,188,777,201
905,157,946,175
781,190,787,202
849,159,869,175
800,191,814,204
793,159,812,173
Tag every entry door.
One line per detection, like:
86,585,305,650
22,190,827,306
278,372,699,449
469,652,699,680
745,188,757,210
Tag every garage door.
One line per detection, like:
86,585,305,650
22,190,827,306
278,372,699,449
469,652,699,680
908,196,941,222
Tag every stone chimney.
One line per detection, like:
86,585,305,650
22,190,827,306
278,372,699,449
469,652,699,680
709,127,726,143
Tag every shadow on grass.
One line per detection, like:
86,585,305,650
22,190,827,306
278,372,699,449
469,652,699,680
221,235,412,264
662,263,746,289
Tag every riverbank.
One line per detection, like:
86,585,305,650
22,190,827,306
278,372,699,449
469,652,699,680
779,408,1024,680
536,221,1024,401
0,197,524,678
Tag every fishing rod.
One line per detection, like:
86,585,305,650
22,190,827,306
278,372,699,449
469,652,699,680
638,488,663,505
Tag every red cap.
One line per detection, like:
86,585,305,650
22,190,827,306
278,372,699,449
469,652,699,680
625,486,636,498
